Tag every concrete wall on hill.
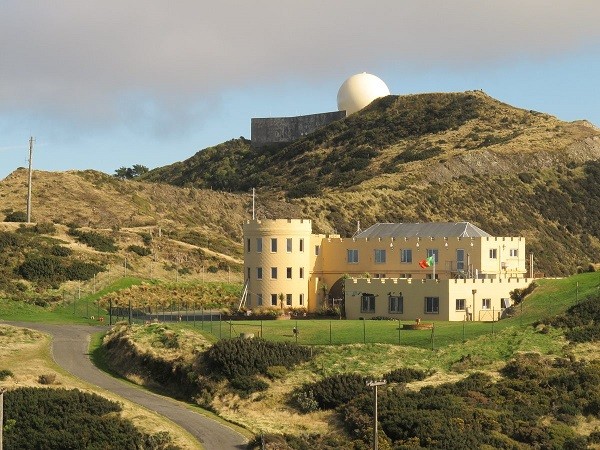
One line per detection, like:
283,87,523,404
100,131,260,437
251,110,346,146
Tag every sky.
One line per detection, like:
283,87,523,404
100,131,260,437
1,1,600,180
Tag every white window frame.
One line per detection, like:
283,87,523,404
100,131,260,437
299,238,304,252
271,294,278,306
256,237,263,253
299,267,304,279
347,249,359,263
286,294,292,306
374,249,386,264
509,249,518,257
299,293,304,306
286,238,292,253
455,298,465,311
271,238,278,253
482,298,491,310
401,249,412,263
489,249,497,259
257,267,263,280
286,267,292,279
271,267,277,279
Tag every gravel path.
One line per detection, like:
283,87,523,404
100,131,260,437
8,322,248,450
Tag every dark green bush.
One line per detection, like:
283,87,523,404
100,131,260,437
64,261,104,281
34,222,56,234
50,245,73,257
17,256,65,283
68,228,118,252
294,373,369,411
384,367,429,383
4,387,175,449
128,244,152,256
204,338,312,379
4,211,27,222
0,368,14,380
229,376,269,398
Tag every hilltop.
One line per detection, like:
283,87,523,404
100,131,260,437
144,91,600,276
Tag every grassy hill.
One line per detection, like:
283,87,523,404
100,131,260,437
144,91,600,276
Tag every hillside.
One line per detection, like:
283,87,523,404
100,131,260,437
0,169,300,297
145,91,600,276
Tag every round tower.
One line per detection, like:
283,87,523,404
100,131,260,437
243,219,313,311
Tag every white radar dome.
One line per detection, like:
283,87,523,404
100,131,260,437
337,73,390,115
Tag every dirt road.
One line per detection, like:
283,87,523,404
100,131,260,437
10,322,248,450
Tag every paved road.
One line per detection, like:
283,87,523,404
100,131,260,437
8,322,248,450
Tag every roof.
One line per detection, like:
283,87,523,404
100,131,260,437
354,222,492,239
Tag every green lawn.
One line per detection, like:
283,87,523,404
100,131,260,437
0,277,144,324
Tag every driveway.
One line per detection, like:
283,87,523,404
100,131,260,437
8,322,248,450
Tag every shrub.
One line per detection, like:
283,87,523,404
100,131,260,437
68,228,118,252
50,245,72,257
385,367,429,383
291,389,320,413
34,222,56,234
203,338,312,378
4,211,27,222
38,373,57,385
17,256,65,283
265,365,288,380
0,369,14,380
128,244,151,256
229,376,269,398
294,373,369,410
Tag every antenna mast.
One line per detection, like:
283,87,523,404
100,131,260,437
26,136,35,223
252,187,255,220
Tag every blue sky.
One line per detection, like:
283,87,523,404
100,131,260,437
1,1,599,180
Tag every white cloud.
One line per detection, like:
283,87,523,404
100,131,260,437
1,1,599,130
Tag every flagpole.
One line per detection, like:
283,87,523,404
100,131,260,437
433,258,436,279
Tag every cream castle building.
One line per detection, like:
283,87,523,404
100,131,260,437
242,219,532,321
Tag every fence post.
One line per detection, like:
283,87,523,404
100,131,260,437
462,319,466,343
363,319,366,344
431,323,435,351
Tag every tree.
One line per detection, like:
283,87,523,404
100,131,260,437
113,165,149,179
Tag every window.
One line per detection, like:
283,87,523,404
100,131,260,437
375,249,386,264
489,249,497,259
426,249,439,263
271,238,277,252
389,295,403,314
456,249,465,271
425,297,439,314
299,238,304,252
271,294,278,306
299,293,304,306
426,273,439,280
401,249,412,263
501,298,511,309
257,294,263,306
299,267,304,279
271,267,277,279
482,298,491,310
286,267,292,279
347,249,359,263
315,245,320,255
374,273,386,278
400,273,412,279
286,238,292,253
286,294,292,306
246,238,251,252
257,267,263,280
455,298,465,311
361,294,375,313
256,238,263,253
509,249,518,257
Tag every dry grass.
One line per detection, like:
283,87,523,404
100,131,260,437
0,324,202,450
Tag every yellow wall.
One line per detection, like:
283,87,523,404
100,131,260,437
344,277,532,321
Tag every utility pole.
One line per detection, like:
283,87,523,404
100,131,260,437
26,136,35,223
366,380,386,450
1,387,6,450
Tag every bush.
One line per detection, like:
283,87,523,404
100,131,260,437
229,376,269,398
0,368,14,380
128,244,151,256
204,338,312,379
38,373,57,385
50,245,72,257
68,228,118,252
4,211,27,222
384,367,429,383
17,256,65,284
294,373,369,410
34,222,56,234
291,389,320,413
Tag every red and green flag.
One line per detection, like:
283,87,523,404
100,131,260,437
419,255,435,269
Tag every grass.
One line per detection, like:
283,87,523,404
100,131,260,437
0,277,144,323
